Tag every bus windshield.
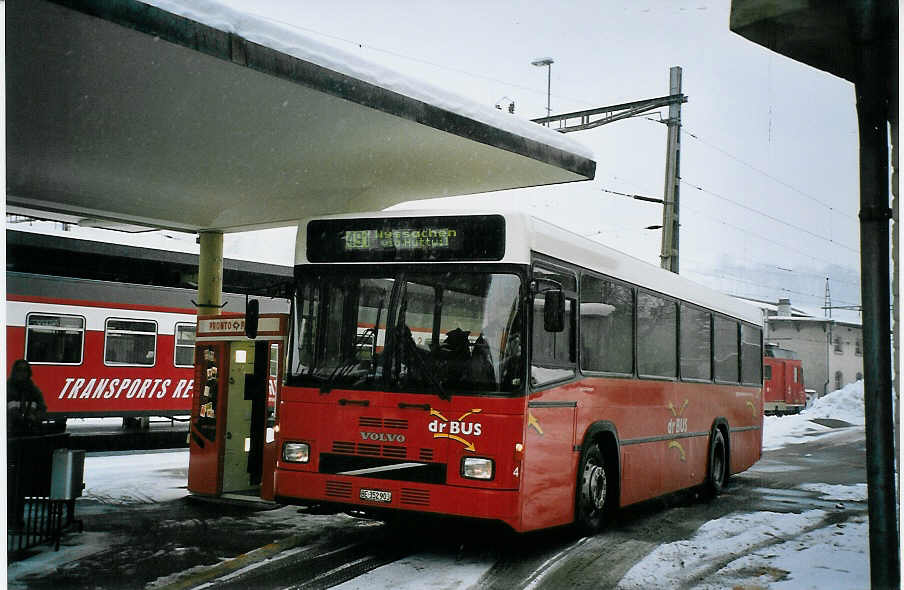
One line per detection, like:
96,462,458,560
288,270,524,396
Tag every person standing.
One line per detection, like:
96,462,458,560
7,359,47,435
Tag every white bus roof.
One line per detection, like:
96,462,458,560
296,210,763,326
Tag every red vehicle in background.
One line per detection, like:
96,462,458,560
763,344,806,415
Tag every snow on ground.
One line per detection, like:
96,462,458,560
616,485,870,590
82,449,190,505
333,553,495,590
763,380,864,451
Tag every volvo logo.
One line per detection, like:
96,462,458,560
359,431,406,443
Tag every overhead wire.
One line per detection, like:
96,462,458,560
680,265,861,308
249,14,596,107
254,15,863,302
602,185,860,268
678,179,860,254
681,128,860,219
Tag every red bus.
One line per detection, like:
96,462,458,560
763,345,806,415
6,272,286,424
270,211,763,532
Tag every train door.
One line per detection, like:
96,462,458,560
188,314,286,500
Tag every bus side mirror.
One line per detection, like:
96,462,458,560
543,290,565,333
245,299,260,340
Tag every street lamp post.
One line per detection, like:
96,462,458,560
531,57,554,121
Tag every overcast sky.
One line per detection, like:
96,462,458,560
11,0,865,322
207,0,863,320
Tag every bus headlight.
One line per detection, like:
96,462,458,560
461,457,494,480
282,442,310,463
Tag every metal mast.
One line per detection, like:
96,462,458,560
659,67,683,273
532,67,687,273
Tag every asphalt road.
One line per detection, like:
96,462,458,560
14,426,867,590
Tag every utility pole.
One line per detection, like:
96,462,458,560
532,67,687,273
659,66,682,273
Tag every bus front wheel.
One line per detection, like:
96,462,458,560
575,444,610,534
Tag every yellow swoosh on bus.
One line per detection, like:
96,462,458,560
668,399,689,417
457,408,483,421
430,409,448,422
528,412,544,435
667,440,687,462
433,433,476,452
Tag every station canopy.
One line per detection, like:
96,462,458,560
7,0,596,233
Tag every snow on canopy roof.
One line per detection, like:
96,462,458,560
144,0,594,161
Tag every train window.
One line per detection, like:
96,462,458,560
680,305,712,381
104,318,157,366
174,323,196,367
637,291,677,379
25,313,85,365
713,316,739,383
580,275,633,375
764,365,772,380
740,324,762,385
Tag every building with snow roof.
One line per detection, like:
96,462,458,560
743,297,864,396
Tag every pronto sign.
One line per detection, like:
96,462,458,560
197,315,286,342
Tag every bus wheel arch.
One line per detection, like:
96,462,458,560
575,423,620,534
705,419,730,496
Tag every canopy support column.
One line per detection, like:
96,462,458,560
197,231,224,317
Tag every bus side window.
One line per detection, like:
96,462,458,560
740,324,762,385
580,275,633,375
531,264,576,387
637,291,677,379
714,316,740,383
679,305,711,381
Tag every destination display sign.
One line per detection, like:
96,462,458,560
306,215,505,262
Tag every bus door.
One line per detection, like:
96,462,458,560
188,314,286,500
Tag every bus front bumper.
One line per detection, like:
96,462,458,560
274,469,522,530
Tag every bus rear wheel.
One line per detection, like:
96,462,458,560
705,429,727,497
575,444,610,534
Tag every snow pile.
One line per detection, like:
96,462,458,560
142,0,593,161
616,509,867,590
763,380,864,451
800,380,865,424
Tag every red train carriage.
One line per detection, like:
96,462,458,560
197,211,764,532
763,345,806,415
6,273,201,420
7,272,287,423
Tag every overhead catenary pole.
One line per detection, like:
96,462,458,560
532,68,687,273
660,66,682,274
